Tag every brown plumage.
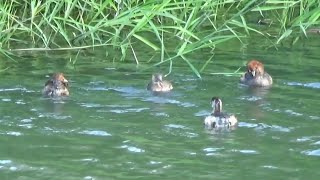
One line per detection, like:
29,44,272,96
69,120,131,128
42,73,69,97
147,73,173,92
240,60,273,87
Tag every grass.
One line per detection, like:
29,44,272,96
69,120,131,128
0,0,319,75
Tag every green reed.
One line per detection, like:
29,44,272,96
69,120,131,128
0,0,319,75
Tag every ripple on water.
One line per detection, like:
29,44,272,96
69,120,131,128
0,87,28,92
238,122,258,128
203,147,223,156
43,127,75,134
232,149,259,154
18,118,34,129
295,136,313,142
239,121,292,133
148,161,162,165
0,159,45,172
302,149,320,156
262,165,279,169
79,130,111,137
80,103,105,108
38,113,72,120
84,176,95,180
143,96,196,107
146,161,172,174
163,124,199,138
239,122,292,132
150,112,170,117
79,158,99,163
239,96,262,101
165,124,189,129
111,87,144,97
86,86,110,91
0,131,23,136
5,131,23,136
120,145,145,153
109,107,149,114
15,100,26,105
310,116,320,120
294,136,320,144
287,82,320,89
284,109,303,116
194,110,209,117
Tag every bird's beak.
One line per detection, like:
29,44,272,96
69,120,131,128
250,70,256,77
63,79,69,87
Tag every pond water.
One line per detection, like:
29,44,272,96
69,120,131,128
0,35,320,179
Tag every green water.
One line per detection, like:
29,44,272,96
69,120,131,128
1,36,320,180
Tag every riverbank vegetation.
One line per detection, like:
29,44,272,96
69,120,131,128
0,0,319,74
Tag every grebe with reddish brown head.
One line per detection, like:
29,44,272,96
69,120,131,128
204,97,238,129
147,73,173,92
42,73,69,97
240,60,273,87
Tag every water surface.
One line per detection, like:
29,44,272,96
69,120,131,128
1,36,320,179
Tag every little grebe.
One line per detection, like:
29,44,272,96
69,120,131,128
240,60,273,87
42,73,69,97
204,97,237,128
147,73,173,92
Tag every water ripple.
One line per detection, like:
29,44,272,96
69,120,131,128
203,147,223,156
0,159,45,171
256,123,292,132
143,97,196,107
163,124,198,138
150,112,169,117
79,158,99,163
232,149,259,154
284,109,303,116
1,131,23,136
0,160,12,164
79,130,111,137
38,113,72,120
86,87,110,91
111,87,144,97
238,122,258,128
309,116,320,120
15,100,26,105
194,110,209,117
164,124,189,129
120,145,145,153
0,87,28,92
109,107,149,114
148,161,162,165
239,96,262,101
84,176,96,180
262,165,278,169
239,122,292,132
80,103,104,108
302,149,320,156
294,136,320,144
287,82,320,89
203,147,223,152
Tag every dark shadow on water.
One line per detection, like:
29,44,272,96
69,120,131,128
244,85,272,98
239,85,272,120
41,97,69,115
